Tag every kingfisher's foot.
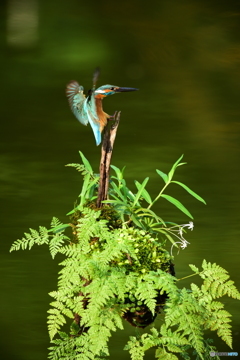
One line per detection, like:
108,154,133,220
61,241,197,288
108,111,118,121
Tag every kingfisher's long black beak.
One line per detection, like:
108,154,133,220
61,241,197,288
115,87,139,92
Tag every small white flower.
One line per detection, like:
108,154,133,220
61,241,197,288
169,222,194,256
181,221,194,230
187,221,194,230
178,227,183,237
180,238,190,249
170,238,190,256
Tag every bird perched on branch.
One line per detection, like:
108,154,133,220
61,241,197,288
66,69,138,145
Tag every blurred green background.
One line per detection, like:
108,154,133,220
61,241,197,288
1,0,240,358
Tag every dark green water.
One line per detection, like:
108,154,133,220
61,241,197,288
1,0,240,358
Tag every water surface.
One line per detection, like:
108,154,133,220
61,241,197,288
1,0,240,358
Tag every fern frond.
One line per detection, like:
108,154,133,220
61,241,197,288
49,233,70,259
48,335,93,360
200,260,240,300
159,325,190,349
155,348,179,359
85,279,115,311
47,308,67,340
87,325,111,355
49,300,74,319
189,264,199,273
104,269,127,301
124,336,145,360
76,208,109,253
204,303,233,348
10,226,49,252
135,279,157,313
145,270,177,298
51,217,62,228
189,261,240,349
165,288,205,359
57,244,80,257
66,163,86,173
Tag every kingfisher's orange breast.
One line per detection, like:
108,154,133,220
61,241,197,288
95,97,109,132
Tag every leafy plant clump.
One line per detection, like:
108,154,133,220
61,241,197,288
10,153,240,360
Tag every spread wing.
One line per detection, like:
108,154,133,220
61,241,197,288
66,80,101,145
84,93,101,145
66,81,88,125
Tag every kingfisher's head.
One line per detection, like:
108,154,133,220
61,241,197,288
94,85,138,99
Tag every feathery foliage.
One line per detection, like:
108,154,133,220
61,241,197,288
10,153,240,359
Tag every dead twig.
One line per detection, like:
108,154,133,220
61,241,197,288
96,111,121,208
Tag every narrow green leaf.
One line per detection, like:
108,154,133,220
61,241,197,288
106,193,122,202
153,227,171,236
87,177,99,199
86,176,99,191
79,172,90,203
135,208,166,226
126,189,136,202
66,208,76,215
111,181,127,202
135,180,152,204
133,177,149,207
161,194,193,219
131,213,143,228
164,221,179,226
168,154,186,181
66,204,83,215
172,181,206,204
110,165,122,180
49,224,70,234
79,151,93,173
120,184,135,202
156,169,169,184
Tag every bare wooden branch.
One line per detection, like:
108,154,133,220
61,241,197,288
96,111,121,208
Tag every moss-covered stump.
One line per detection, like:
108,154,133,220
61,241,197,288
70,205,175,329
116,227,175,328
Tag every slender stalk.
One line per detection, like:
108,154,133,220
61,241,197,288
147,181,170,210
177,273,198,281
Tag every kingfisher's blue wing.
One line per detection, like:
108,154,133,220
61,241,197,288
66,81,88,125
66,80,101,146
83,92,101,146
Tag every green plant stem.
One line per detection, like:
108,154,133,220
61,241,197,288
147,181,170,210
177,273,198,281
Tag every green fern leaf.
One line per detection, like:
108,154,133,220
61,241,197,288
189,264,199,273
49,233,69,259
10,226,49,252
155,347,179,359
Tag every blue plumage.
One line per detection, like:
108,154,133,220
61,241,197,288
66,81,101,145
66,79,138,146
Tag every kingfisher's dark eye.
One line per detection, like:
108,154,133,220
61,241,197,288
110,87,115,90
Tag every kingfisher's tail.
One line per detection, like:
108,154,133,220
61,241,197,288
89,120,101,146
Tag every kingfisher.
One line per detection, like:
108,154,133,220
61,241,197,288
66,72,138,146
